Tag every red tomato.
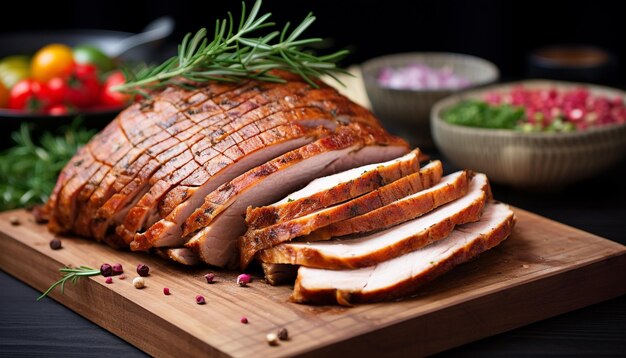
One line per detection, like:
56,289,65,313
47,104,69,116
66,63,101,109
46,77,69,105
8,79,49,111
100,71,131,107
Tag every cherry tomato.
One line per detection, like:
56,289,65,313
66,64,101,108
8,79,49,111
46,77,69,105
47,104,69,116
100,71,131,107
31,44,74,82
0,81,9,108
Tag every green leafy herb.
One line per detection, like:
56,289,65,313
443,100,525,130
115,0,349,96
37,266,101,301
0,119,95,211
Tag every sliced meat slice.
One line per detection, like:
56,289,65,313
245,149,422,229
241,161,449,261
155,248,200,266
183,126,408,269
291,202,515,305
308,166,468,241
258,174,489,270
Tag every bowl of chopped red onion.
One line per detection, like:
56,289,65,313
431,80,626,188
362,52,499,147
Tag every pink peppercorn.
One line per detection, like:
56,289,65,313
236,273,251,287
240,316,248,324
118,274,126,280
100,263,113,277
163,287,170,295
112,263,124,276
136,264,150,277
204,273,215,283
105,277,113,284
195,295,206,305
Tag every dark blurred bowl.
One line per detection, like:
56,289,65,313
527,45,617,85
0,30,165,149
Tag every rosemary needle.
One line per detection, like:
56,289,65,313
115,0,349,96
37,266,101,301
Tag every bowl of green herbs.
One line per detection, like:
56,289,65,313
431,80,626,188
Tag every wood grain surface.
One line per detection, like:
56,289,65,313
0,207,624,357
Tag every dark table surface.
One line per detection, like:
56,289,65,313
1,151,625,357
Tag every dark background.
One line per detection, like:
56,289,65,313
1,0,625,83
1,1,625,357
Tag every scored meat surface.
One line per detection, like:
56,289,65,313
46,71,407,267
258,173,489,269
291,202,515,305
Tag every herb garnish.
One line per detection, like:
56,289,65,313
115,0,348,96
37,266,101,301
0,120,95,211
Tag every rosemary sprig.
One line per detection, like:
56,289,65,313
0,119,95,211
115,0,349,96
37,266,101,301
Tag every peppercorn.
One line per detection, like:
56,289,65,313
100,263,113,277
204,273,215,283
49,238,62,250
277,328,289,341
266,333,279,346
236,273,251,287
133,277,145,289
136,264,150,277
195,295,206,305
9,216,20,226
105,277,113,284
163,287,170,295
240,316,248,324
112,263,124,276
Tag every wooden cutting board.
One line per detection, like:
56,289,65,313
0,208,624,357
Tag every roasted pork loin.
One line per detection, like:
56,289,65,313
46,71,515,305
46,73,407,263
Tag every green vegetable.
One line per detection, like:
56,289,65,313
73,45,115,72
0,119,95,211
443,100,525,130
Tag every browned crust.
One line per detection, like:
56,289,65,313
244,149,421,229
258,175,488,270
291,203,516,305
